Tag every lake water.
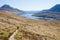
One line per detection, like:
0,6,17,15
20,13,40,20
20,13,60,20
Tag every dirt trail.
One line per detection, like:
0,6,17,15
9,30,18,40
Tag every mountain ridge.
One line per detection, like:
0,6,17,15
49,4,60,12
0,4,25,15
33,4,60,20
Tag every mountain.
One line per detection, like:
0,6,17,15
49,4,60,12
33,4,60,20
0,4,25,14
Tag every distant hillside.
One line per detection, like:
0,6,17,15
33,4,60,20
49,4,60,12
0,4,26,15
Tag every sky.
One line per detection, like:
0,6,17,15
0,0,60,11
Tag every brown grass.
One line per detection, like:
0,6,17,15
0,10,60,40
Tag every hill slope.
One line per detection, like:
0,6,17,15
0,4,25,15
0,10,60,40
49,4,60,12
33,4,60,20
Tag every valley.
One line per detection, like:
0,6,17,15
0,4,60,40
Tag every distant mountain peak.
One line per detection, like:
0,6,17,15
0,4,25,14
51,4,60,9
1,4,10,7
1,4,13,9
49,4,60,12
55,4,60,6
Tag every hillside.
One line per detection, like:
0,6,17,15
49,4,60,12
0,10,28,40
33,4,60,20
0,4,26,15
0,10,60,40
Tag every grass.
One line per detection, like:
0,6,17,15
14,30,23,40
14,23,26,40
14,20,60,40
0,26,16,40
0,30,9,37
0,10,60,40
